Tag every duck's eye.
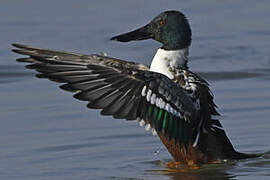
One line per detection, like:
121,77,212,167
159,20,165,26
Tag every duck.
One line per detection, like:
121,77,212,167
12,10,259,166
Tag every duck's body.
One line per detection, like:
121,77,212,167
12,10,259,165
149,47,252,164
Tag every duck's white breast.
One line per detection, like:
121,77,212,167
150,48,188,79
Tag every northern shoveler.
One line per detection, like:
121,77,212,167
12,10,259,165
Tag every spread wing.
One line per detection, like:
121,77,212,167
12,43,200,146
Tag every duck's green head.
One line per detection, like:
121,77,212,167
111,11,192,50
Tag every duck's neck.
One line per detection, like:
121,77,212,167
150,48,189,79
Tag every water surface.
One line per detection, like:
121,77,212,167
1,0,270,179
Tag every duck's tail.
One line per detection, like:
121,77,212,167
200,119,262,161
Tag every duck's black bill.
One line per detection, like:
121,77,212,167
110,25,153,42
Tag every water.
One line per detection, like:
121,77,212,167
1,0,270,179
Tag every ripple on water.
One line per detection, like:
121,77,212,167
1,0,270,179
0,64,34,84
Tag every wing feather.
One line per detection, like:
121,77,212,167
12,43,201,146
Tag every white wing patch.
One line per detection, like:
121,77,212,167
141,86,147,96
146,89,152,102
136,118,157,136
211,124,224,131
141,85,184,119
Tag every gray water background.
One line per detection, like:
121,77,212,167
1,0,270,179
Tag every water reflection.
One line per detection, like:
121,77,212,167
146,161,237,180
165,169,236,180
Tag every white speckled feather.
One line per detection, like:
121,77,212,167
150,48,189,79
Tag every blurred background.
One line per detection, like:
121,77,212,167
1,0,270,179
